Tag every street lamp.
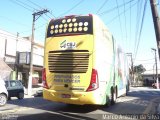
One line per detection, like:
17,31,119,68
151,48,159,89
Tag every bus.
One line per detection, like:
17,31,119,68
42,14,129,105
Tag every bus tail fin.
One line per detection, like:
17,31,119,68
42,68,49,89
86,69,99,92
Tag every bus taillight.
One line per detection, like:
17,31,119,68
86,69,99,92
42,68,49,89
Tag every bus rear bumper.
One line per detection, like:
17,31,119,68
43,89,102,105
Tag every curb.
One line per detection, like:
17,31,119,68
24,94,35,98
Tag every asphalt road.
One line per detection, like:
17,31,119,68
0,87,160,120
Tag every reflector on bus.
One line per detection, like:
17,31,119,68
46,15,93,38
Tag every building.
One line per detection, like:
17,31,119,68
142,69,160,86
0,29,44,87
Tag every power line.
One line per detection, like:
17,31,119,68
41,16,49,21
105,0,138,56
19,29,31,34
27,0,43,9
9,0,49,22
134,0,143,56
44,14,52,19
106,0,138,25
135,62,155,65
116,0,123,44
27,0,56,18
48,11,56,18
0,16,29,27
9,0,50,38
11,0,52,21
145,69,158,71
129,0,132,52
35,23,47,31
58,0,84,17
9,0,33,12
15,0,36,11
0,32,31,40
20,22,48,34
123,0,128,50
134,0,148,60
37,11,51,21
96,0,109,14
136,58,155,61
0,32,17,38
99,0,136,16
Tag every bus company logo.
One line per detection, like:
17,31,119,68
60,40,76,49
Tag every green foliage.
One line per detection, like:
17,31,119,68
134,64,146,74
133,64,146,82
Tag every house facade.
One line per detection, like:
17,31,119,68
0,29,44,87
142,70,160,86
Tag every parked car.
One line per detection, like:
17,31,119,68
5,80,24,100
0,78,8,106
152,82,160,89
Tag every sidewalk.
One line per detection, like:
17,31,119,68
24,85,43,98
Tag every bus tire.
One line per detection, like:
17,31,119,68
111,87,117,105
125,85,128,96
105,94,110,106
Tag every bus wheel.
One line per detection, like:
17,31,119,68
125,85,128,96
111,88,116,105
106,95,111,106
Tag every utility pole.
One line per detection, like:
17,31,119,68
153,63,156,83
28,9,49,95
126,53,134,86
16,32,19,52
151,48,159,89
150,0,160,59
16,32,19,80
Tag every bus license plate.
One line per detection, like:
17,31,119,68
61,94,71,98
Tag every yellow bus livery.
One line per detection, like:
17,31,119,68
42,14,129,105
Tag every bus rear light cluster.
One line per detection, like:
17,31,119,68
49,18,89,35
86,69,99,92
47,15,93,38
42,68,49,89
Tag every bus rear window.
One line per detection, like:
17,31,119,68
46,16,93,38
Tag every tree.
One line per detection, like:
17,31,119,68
134,64,146,74
133,64,146,85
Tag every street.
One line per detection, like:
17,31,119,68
0,87,160,120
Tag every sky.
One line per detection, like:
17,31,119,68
0,0,159,71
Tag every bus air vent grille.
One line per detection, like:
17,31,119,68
48,50,89,73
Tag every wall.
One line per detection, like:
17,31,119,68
0,29,44,66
